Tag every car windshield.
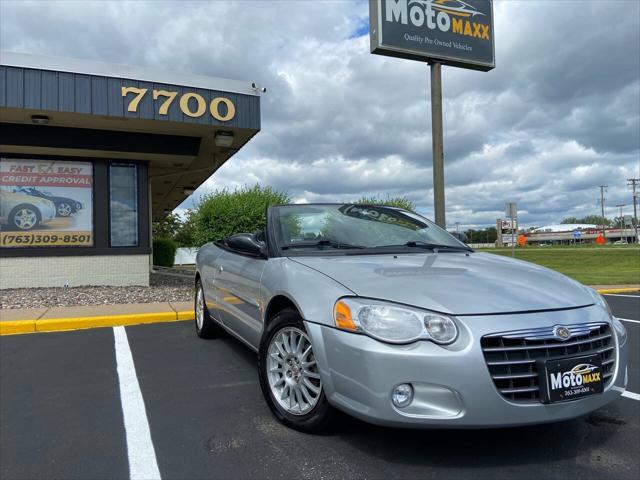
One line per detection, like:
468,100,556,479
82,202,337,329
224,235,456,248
272,204,471,254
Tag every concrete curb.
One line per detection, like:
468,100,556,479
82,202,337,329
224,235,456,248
0,310,194,336
0,286,637,336
597,288,640,294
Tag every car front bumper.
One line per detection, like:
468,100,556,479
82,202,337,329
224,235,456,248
304,305,628,428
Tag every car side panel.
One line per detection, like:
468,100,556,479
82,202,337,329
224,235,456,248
195,243,224,322
215,251,266,349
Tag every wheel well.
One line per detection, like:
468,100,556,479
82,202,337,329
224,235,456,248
264,295,299,324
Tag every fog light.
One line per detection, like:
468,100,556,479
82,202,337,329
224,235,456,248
392,383,413,408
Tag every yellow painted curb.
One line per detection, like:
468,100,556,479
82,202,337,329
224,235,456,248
177,310,195,321
0,311,191,336
0,320,36,335
597,288,640,294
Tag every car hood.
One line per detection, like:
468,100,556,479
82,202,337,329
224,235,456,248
8,192,54,206
289,252,594,315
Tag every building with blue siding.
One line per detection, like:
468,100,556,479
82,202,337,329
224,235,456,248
0,52,261,288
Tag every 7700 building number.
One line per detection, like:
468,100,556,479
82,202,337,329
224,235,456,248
121,87,236,121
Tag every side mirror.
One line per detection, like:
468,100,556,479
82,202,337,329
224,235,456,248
227,233,266,257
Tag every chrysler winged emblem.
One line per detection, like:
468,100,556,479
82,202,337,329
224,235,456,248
553,326,571,341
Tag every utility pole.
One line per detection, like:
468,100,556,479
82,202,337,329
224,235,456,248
431,63,445,228
599,185,608,238
628,178,639,243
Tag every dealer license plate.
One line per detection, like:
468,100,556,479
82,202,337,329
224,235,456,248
538,354,604,403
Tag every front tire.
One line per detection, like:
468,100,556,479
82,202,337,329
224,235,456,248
9,205,39,230
194,280,224,338
258,309,335,433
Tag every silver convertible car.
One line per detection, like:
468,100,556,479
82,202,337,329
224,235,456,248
194,204,628,432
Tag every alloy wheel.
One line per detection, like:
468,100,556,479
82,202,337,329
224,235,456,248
14,208,37,230
196,287,204,330
57,203,72,216
267,327,322,415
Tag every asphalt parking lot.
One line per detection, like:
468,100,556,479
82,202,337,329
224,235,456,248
1,295,639,480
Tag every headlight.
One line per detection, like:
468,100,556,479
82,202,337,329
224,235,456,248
587,288,613,318
334,297,458,345
612,317,627,346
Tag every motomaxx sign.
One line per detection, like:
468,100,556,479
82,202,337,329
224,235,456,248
369,0,495,71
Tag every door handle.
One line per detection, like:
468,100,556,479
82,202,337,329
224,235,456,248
218,265,224,273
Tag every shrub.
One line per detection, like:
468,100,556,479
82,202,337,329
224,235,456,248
193,185,290,245
355,195,416,212
153,237,178,267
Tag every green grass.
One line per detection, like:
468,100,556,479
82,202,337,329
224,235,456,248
479,246,640,285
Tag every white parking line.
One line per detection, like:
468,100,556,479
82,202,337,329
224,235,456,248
604,294,640,298
619,318,640,325
113,326,161,480
622,391,640,401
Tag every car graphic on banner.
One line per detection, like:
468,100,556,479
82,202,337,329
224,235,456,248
14,187,83,217
0,158,93,247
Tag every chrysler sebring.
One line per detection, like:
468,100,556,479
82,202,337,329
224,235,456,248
194,204,628,432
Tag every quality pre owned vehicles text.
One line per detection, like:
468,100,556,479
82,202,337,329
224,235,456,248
194,204,628,432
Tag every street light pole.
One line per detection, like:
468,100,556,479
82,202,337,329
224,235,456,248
628,178,639,243
599,185,608,238
616,204,626,242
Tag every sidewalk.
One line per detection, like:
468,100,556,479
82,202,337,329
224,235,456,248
1,286,637,336
0,302,194,335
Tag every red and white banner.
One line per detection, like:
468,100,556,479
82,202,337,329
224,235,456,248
1,160,92,188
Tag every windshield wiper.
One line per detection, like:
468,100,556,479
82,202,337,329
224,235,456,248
375,241,473,252
281,239,366,250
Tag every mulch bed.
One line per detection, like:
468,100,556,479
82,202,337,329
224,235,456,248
1,273,193,309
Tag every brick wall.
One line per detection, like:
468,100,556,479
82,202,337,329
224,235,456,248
0,255,150,289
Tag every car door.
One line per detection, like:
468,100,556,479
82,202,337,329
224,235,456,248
198,247,224,323
215,250,267,349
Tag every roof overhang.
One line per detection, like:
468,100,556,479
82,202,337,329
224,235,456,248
0,51,262,216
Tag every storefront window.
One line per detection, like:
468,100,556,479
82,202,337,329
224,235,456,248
110,164,138,247
0,158,94,248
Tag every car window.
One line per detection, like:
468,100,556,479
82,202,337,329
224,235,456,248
273,204,468,253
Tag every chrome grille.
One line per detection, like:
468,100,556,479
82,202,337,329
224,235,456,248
481,322,616,403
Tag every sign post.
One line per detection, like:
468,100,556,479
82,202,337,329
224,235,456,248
430,62,445,227
369,0,495,227
505,202,517,257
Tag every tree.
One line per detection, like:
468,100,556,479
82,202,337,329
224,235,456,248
561,215,611,226
355,195,416,212
153,212,183,239
465,227,497,243
173,210,197,247
192,185,290,245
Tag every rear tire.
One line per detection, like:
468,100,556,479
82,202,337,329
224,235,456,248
258,309,335,433
194,279,224,339
56,202,72,217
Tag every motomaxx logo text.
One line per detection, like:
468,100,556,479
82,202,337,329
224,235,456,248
385,0,490,40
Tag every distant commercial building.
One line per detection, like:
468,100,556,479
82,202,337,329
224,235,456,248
495,220,637,246
0,52,261,288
